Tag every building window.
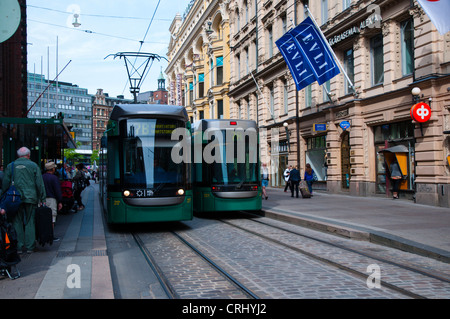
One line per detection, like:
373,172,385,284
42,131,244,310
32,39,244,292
343,48,354,94
189,82,193,106
198,73,204,98
343,0,351,10
401,18,414,76
282,14,287,35
283,81,288,114
210,58,214,86
321,0,328,25
216,56,223,85
371,34,384,86
236,54,241,80
267,26,273,58
246,98,250,119
244,0,248,24
217,100,223,119
322,80,330,102
245,48,249,75
269,86,274,118
305,84,312,108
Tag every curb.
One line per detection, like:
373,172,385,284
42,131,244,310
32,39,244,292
260,208,450,264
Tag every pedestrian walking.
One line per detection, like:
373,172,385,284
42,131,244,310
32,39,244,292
1,147,46,253
304,163,317,195
388,162,402,199
42,161,62,240
289,166,301,198
261,163,269,200
73,163,87,210
283,165,292,192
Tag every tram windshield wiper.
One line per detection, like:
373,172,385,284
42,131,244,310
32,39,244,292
236,177,245,189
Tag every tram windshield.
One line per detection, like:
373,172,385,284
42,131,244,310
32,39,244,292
121,118,185,192
210,129,259,185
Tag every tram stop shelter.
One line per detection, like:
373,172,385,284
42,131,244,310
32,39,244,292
0,117,76,168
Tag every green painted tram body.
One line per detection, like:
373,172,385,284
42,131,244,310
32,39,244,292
100,104,193,224
193,187,261,213
192,119,261,214
105,190,193,224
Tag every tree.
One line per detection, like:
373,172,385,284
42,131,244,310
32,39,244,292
63,142,82,165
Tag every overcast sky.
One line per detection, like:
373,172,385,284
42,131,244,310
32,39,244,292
27,0,188,100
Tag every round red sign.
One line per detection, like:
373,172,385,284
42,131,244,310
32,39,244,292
410,102,432,123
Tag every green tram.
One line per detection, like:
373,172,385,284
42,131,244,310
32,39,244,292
99,104,193,223
192,119,262,213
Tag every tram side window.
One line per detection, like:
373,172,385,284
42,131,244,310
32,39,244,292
107,137,120,185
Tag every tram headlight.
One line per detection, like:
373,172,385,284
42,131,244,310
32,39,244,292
177,188,185,196
123,190,131,197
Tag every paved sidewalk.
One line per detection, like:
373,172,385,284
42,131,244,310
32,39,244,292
0,182,114,298
261,187,450,263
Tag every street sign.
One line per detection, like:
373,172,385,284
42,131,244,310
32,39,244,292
313,123,327,132
339,121,351,130
410,102,431,123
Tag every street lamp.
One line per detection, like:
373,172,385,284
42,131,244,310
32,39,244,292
411,87,421,102
72,14,81,28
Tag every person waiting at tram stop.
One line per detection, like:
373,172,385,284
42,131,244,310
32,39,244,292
42,161,62,241
2,146,47,254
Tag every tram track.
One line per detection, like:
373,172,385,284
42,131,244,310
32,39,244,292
132,231,259,299
218,213,450,299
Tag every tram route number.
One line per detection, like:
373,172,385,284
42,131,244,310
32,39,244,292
182,303,267,317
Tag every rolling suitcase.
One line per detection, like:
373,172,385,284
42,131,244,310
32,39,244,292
35,205,53,246
299,181,311,198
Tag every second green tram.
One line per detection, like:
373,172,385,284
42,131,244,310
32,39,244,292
192,119,262,213
99,104,193,223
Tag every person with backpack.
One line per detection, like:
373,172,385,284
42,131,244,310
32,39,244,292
2,147,46,254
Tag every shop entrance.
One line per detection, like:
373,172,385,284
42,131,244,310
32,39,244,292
373,121,415,196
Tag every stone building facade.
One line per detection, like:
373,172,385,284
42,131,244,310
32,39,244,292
166,0,231,122
167,0,450,207
225,0,450,207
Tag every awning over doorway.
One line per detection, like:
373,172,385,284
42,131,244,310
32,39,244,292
378,145,408,154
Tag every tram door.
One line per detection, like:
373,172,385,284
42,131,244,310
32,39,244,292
341,131,350,190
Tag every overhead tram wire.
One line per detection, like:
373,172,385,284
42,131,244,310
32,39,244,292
27,4,171,22
28,19,168,44
122,0,162,96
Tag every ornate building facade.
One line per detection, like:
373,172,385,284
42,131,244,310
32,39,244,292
166,0,231,122
166,0,450,207
224,0,450,207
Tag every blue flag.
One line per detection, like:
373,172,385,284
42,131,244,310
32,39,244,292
276,16,340,90
276,32,316,90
